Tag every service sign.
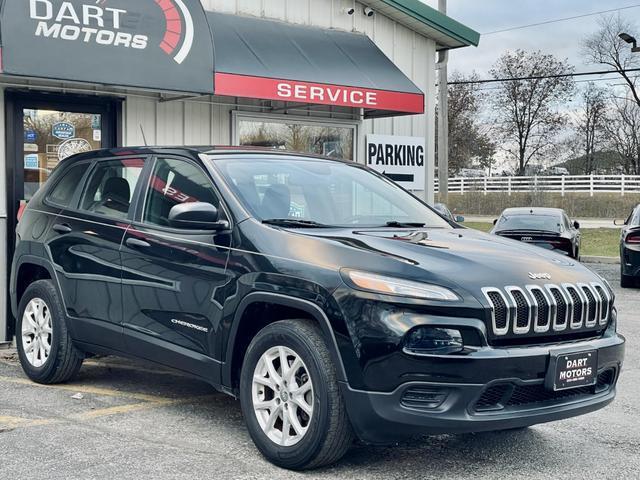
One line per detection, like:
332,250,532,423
366,135,426,190
0,0,215,93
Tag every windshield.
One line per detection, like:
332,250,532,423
495,214,563,233
211,157,451,229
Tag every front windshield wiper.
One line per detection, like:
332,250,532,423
262,218,334,228
384,221,426,228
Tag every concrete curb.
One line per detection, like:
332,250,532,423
582,255,620,265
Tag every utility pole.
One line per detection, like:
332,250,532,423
437,0,449,205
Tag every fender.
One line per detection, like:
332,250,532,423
222,292,348,388
10,254,59,319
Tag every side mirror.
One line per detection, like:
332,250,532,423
455,215,465,223
493,219,498,225
573,221,580,229
168,202,228,230
614,218,626,226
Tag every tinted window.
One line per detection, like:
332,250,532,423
213,157,450,228
79,158,145,219
143,158,220,227
47,162,90,207
496,214,563,233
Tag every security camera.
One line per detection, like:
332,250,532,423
344,7,355,15
364,7,375,17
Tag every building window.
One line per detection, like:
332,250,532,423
234,114,356,161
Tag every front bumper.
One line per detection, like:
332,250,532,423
340,333,625,444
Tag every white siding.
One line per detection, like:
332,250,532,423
123,0,438,200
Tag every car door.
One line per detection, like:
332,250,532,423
121,156,232,383
46,156,147,349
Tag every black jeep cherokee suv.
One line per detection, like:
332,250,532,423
11,147,625,470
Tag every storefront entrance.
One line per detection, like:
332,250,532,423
4,91,121,337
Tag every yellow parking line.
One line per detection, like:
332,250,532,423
0,375,173,403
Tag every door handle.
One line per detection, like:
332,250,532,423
52,223,72,234
126,238,151,249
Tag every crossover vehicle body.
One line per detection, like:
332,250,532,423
617,204,640,288
11,148,625,470
492,207,581,259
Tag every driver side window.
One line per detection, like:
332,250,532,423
143,157,221,227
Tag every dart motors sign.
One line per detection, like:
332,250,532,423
367,134,426,190
0,0,215,93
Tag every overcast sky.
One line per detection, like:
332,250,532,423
423,0,640,81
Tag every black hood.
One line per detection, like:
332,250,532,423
291,227,599,290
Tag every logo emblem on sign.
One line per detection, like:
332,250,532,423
58,138,92,160
52,122,75,140
528,272,552,280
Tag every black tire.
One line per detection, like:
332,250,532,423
16,279,83,384
239,319,353,470
621,269,635,288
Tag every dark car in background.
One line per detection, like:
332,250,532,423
617,204,640,288
11,148,624,470
433,202,464,223
492,207,581,259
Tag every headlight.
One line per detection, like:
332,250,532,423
343,270,459,301
404,327,464,355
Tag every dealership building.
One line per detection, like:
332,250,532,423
0,0,478,340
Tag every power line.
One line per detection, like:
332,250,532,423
447,68,640,85
471,75,640,92
482,3,640,35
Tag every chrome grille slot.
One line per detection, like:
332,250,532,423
527,286,551,333
592,283,610,325
484,282,611,341
579,283,598,327
506,287,531,334
483,288,511,336
546,285,568,331
563,284,584,329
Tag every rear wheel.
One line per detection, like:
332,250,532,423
16,280,83,384
239,320,353,470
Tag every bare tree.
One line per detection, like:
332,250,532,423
489,50,574,175
445,72,496,175
572,82,608,174
603,97,640,174
583,15,640,107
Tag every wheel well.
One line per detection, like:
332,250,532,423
230,302,316,390
17,263,52,305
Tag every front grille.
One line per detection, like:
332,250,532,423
474,369,616,412
482,282,611,342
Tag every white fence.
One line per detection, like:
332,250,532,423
434,175,640,196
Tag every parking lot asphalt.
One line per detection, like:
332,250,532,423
0,263,638,480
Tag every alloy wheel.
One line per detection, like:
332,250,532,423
21,298,53,368
252,346,314,447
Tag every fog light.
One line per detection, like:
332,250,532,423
403,327,463,355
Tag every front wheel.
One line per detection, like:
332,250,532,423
239,320,353,470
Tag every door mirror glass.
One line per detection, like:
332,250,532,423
573,221,580,229
455,215,465,223
168,202,227,230
614,218,626,226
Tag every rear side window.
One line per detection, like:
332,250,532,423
47,163,90,207
143,157,220,227
79,158,145,219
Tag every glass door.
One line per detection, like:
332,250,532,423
23,109,104,201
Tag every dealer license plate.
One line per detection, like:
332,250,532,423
551,350,598,391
